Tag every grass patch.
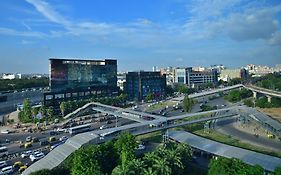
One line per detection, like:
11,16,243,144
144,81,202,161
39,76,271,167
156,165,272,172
147,101,176,111
136,131,163,143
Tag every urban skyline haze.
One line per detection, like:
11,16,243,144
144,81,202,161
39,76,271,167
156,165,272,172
0,0,281,73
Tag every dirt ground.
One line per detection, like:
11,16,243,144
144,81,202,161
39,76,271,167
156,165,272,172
258,108,281,122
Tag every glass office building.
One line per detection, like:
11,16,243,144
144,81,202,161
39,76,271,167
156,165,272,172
125,71,166,101
44,58,117,106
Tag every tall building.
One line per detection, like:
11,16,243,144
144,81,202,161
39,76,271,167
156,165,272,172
245,64,273,77
125,71,166,101
44,58,117,106
175,67,218,87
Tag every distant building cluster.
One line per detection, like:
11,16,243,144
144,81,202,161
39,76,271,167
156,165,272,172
3,57,275,105
1,73,21,80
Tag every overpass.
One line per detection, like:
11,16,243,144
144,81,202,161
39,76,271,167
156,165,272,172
172,84,244,101
23,106,242,175
244,84,281,103
169,130,281,172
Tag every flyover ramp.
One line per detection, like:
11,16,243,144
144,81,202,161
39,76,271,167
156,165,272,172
169,130,281,172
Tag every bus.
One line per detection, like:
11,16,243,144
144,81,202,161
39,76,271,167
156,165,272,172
68,124,91,135
0,146,8,157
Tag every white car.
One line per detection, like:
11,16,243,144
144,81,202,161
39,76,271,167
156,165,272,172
99,125,107,130
0,161,7,169
30,152,45,162
59,136,68,142
29,151,41,159
0,130,9,134
21,150,32,158
137,144,145,150
0,166,14,175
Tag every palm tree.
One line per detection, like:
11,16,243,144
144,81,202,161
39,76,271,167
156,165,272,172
127,159,144,175
112,164,129,175
143,152,158,167
165,149,183,173
141,167,157,175
152,158,171,175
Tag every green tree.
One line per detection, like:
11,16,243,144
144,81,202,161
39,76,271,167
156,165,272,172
127,159,144,175
272,167,281,175
23,98,32,122
31,107,39,117
145,92,154,102
152,158,171,175
208,157,263,175
29,169,52,175
47,106,54,119
142,167,157,175
182,96,194,112
114,132,138,169
60,102,67,116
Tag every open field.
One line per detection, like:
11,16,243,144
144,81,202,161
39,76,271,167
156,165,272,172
258,108,281,122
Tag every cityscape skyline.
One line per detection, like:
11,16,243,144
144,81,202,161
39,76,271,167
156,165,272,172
0,0,281,73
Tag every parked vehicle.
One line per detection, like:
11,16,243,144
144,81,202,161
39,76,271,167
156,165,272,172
21,151,32,158
26,136,32,142
0,166,14,174
0,161,7,169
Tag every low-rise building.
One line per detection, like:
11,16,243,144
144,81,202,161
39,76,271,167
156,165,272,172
125,71,166,100
175,67,218,88
220,68,248,81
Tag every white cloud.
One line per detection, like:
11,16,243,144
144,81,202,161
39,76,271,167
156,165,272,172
0,27,45,37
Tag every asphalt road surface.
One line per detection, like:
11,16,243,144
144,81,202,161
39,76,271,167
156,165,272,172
215,118,281,152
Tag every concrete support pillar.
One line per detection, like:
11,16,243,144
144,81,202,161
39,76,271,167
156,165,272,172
267,95,272,103
253,91,257,99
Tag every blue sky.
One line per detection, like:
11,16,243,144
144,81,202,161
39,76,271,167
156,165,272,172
0,0,281,73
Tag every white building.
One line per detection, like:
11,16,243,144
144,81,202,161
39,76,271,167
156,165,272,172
2,73,21,80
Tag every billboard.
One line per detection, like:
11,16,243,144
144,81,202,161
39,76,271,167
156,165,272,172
50,59,117,92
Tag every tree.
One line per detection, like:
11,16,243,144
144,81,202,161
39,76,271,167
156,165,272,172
142,167,157,175
114,132,138,169
176,84,188,94
208,157,264,175
60,102,67,116
165,149,183,174
31,107,39,118
272,167,281,175
47,106,54,121
152,158,171,175
145,92,154,102
23,98,32,122
39,105,47,117
182,96,194,112
127,159,144,175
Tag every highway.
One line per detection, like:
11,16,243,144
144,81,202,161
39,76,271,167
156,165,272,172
23,105,242,174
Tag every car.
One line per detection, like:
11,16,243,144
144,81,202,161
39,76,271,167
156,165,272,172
0,130,10,134
24,142,32,148
30,152,45,162
26,136,32,142
49,136,56,142
59,136,68,142
13,161,22,169
29,151,41,159
99,125,107,130
0,161,7,169
21,151,32,158
137,144,145,150
18,165,28,173
32,137,39,143
0,166,14,174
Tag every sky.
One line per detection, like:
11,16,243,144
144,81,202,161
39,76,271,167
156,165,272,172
0,0,281,73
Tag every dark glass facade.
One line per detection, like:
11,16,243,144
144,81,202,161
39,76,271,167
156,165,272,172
125,71,166,100
44,58,117,107
49,58,117,92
